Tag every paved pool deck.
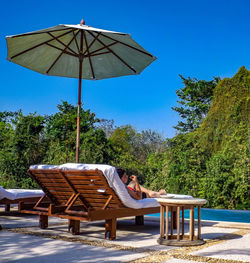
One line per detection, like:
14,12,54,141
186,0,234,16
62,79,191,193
0,207,249,263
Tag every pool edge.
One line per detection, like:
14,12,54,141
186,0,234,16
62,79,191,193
144,215,250,230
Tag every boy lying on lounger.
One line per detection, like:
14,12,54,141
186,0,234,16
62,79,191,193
116,167,166,200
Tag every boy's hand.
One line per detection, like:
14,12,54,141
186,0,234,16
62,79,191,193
130,175,138,183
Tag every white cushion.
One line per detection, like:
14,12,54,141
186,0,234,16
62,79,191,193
0,186,43,200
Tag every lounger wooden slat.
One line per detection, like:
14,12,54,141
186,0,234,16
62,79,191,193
35,171,55,174
68,181,105,186
39,183,76,188
50,189,73,193
65,175,104,180
19,168,160,239
77,188,119,195
50,185,115,190
48,191,74,197
63,193,115,199
72,196,119,204
38,178,66,183
35,174,62,178
34,174,59,178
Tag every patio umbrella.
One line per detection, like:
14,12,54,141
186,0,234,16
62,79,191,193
6,20,157,162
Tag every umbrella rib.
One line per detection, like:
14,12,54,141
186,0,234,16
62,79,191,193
8,27,72,38
82,32,101,56
46,31,79,74
83,31,95,79
46,43,78,57
101,34,154,57
87,42,117,56
10,30,75,60
87,31,136,74
87,51,110,57
47,31,78,56
72,30,81,53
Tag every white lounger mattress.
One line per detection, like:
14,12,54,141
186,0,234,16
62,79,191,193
30,163,193,209
0,186,43,201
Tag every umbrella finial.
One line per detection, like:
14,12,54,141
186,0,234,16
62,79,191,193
80,19,85,25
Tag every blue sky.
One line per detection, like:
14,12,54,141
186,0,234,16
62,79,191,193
1,0,249,138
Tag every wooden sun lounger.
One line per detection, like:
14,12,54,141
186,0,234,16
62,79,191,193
0,196,42,212
19,168,160,240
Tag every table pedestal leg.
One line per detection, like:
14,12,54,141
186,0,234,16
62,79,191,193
198,206,201,239
160,205,165,238
182,206,184,237
165,205,169,240
189,206,194,241
170,207,173,236
177,206,180,241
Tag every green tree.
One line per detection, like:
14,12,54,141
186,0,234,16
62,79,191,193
199,66,250,153
109,125,165,183
97,119,115,138
80,129,114,164
133,129,165,162
44,101,114,164
109,125,140,174
143,151,166,190
146,67,249,209
0,111,46,188
172,75,220,133
198,67,250,209
0,111,18,187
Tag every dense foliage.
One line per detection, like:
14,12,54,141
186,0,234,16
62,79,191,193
0,67,249,209
150,67,249,209
172,75,219,133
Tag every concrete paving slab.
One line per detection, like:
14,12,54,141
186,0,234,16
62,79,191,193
105,220,176,251
200,225,239,240
9,219,175,252
163,259,203,263
0,231,147,263
0,213,242,253
0,213,67,229
191,233,250,262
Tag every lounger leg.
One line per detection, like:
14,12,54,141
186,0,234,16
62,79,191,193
105,218,117,240
68,220,80,235
135,215,144,225
39,215,48,229
5,204,10,212
173,210,177,229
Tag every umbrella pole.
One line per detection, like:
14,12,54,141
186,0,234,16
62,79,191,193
76,60,83,163
76,30,84,163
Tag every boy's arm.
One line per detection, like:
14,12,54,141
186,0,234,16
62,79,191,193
129,175,142,199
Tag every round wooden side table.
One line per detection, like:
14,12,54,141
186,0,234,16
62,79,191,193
156,197,207,246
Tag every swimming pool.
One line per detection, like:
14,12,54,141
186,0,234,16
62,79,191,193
149,208,250,223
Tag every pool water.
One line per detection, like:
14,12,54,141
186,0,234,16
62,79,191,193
150,208,250,223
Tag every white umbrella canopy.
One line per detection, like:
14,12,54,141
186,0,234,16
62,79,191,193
6,20,157,162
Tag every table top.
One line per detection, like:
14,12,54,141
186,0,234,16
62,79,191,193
156,197,207,205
